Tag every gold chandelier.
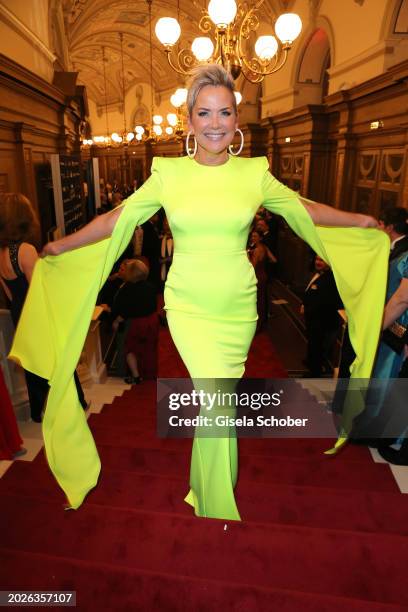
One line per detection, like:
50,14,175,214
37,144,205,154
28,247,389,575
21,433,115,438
132,0,178,144
155,0,302,83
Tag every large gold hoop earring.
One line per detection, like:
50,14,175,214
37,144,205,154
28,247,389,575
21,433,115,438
186,131,198,159
228,129,244,156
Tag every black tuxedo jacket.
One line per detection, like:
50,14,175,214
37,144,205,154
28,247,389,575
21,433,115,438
390,235,408,261
303,270,342,329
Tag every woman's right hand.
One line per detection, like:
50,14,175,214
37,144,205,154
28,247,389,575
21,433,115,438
40,241,63,257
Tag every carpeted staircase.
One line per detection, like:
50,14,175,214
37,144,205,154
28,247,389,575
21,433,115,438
0,330,407,610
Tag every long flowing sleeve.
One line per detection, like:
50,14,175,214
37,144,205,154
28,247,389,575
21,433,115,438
260,159,389,380
9,158,163,509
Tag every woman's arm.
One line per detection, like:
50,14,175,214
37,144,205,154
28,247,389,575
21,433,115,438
382,277,408,330
19,243,39,283
299,197,378,228
0,277,12,301
41,207,123,256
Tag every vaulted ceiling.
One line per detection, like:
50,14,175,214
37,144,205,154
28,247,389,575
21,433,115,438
62,0,297,107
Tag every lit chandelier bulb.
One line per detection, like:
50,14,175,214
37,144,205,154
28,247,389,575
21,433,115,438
275,13,302,44
135,125,145,135
153,115,163,125
234,91,242,105
255,35,278,60
170,93,181,108
155,17,181,46
171,88,187,108
191,37,214,61
165,126,174,135
136,133,143,141
175,88,187,104
167,113,178,127
208,0,237,27
126,132,135,142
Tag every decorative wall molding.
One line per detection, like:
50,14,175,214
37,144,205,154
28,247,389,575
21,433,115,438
327,41,394,81
0,3,56,65
260,87,299,105
0,54,64,105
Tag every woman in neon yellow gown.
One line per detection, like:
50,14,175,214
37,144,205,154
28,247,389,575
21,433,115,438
10,65,389,520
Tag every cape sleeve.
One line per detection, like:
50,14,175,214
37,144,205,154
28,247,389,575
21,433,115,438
9,158,163,509
259,157,389,380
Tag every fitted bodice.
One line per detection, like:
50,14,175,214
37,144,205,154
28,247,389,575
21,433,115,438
159,156,263,255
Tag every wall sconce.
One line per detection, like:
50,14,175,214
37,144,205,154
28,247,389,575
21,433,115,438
370,120,384,130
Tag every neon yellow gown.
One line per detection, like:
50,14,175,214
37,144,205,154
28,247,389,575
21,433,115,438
9,156,389,519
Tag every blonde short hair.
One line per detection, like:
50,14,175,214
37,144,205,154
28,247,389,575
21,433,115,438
186,64,237,117
124,259,149,283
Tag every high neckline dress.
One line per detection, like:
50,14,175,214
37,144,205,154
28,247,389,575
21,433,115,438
10,156,389,519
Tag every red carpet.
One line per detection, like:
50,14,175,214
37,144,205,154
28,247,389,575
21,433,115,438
0,331,407,610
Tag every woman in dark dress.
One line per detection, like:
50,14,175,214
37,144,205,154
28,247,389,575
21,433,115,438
111,259,158,382
248,229,276,331
0,193,86,421
0,364,25,459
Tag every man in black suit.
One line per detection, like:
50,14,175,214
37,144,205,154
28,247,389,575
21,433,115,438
302,255,342,377
256,218,277,256
379,207,408,261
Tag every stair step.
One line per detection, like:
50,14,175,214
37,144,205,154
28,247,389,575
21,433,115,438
0,548,398,612
1,461,407,535
1,493,407,606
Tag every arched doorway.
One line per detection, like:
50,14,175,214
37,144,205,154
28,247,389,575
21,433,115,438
295,28,331,106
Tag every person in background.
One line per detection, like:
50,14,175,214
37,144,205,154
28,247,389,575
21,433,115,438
256,217,277,257
248,229,277,331
159,217,173,287
379,207,408,261
0,193,87,421
0,363,26,459
105,183,113,206
355,211,408,461
112,192,123,208
141,213,161,290
301,254,342,377
111,259,158,383
371,267,408,464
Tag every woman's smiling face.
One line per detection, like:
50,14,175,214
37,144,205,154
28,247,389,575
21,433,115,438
188,85,238,164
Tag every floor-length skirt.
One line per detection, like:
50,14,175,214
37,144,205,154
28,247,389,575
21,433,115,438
167,310,256,520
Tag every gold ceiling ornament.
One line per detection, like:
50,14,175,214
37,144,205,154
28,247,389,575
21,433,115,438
155,0,302,83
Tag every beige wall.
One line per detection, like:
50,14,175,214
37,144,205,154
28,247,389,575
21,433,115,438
261,0,408,117
0,0,55,81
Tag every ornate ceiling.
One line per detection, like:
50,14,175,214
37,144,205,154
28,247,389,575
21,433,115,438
61,0,295,107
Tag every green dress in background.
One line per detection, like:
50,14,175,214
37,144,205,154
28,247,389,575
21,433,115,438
10,156,389,519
